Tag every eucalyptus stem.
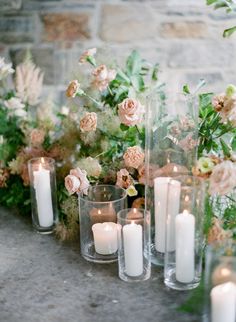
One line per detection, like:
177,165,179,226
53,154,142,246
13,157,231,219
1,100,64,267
226,195,236,203
135,125,141,135
85,94,103,108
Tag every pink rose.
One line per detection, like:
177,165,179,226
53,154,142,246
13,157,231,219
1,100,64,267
30,129,45,147
116,168,133,189
123,146,144,169
118,98,145,126
92,64,116,92
65,175,81,195
80,112,97,132
209,160,236,195
65,167,90,195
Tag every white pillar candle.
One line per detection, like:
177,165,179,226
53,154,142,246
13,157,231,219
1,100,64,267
154,177,180,253
123,222,143,277
92,222,118,255
33,163,54,227
175,210,195,283
210,282,236,322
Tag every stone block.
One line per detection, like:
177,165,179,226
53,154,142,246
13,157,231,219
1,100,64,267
167,40,236,68
100,4,157,42
0,15,36,43
160,21,207,38
0,0,22,11
41,13,91,42
10,47,55,85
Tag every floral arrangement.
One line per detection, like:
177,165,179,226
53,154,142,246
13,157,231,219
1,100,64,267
1,47,236,243
192,84,236,243
0,49,159,240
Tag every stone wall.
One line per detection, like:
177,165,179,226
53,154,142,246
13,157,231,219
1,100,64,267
1,0,236,103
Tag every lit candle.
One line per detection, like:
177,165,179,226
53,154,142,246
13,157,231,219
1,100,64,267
92,222,118,255
90,204,116,224
33,160,54,227
123,222,143,277
154,177,180,253
211,282,236,322
212,264,236,286
175,210,195,283
127,208,143,225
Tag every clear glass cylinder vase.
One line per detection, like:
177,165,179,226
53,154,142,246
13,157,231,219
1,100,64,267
145,90,199,265
78,185,127,263
28,157,58,234
164,175,206,290
117,208,151,282
204,242,236,322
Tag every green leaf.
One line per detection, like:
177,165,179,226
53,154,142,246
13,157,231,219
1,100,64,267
206,0,218,5
126,50,142,76
220,138,231,157
231,135,236,150
183,84,191,95
116,68,131,85
151,63,159,81
130,75,145,92
223,26,236,37
120,124,129,131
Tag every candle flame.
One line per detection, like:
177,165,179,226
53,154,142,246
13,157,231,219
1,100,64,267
98,209,102,215
173,166,178,172
183,209,189,215
184,195,190,203
221,268,231,277
41,157,45,164
133,208,137,214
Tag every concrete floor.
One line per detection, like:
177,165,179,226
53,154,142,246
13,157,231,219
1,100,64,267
0,207,200,322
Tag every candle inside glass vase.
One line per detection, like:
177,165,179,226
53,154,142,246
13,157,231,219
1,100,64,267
90,203,116,224
92,222,118,255
28,157,58,234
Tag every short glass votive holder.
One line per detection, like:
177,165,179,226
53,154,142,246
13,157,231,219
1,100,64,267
117,208,151,282
78,185,127,264
203,242,236,322
28,157,58,234
164,176,205,290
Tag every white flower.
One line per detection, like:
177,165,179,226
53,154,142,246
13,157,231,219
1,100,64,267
126,185,138,197
77,157,102,177
0,57,14,80
4,97,27,118
209,160,236,195
197,157,215,174
61,106,69,116
15,60,44,106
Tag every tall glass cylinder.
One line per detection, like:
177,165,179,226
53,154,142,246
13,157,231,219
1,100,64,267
164,175,206,290
28,157,58,234
145,90,199,265
117,208,151,282
78,185,127,263
204,242,236,322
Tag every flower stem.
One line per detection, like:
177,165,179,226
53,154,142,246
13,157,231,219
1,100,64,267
85,94,103,108
135,125,141,135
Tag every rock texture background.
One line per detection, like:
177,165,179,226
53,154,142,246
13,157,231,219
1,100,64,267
0,0,236,102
